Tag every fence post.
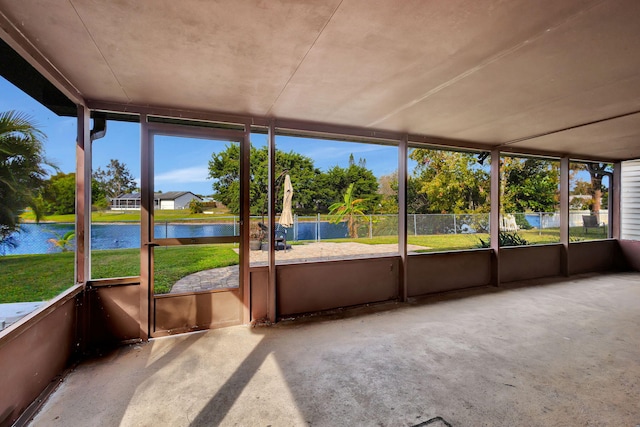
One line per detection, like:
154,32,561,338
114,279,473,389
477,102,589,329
414,214,417,236
453,214,457,234
369,215,373,238
165,221,168,239
317,213,320,242
539,212,542,235
294,214,298,241
234,216,237,236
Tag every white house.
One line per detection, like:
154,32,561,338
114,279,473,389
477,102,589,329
110,191,202,210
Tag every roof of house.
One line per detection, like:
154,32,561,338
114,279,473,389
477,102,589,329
112,191,201,201
155,191,200,201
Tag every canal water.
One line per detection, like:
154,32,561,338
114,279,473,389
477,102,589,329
2,222,349,255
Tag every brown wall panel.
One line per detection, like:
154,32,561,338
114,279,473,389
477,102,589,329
154,290,242,334
616,240,640,271
407,250,492,297
500,244,562,283
90,284,141,348
277,257,399,317
250,268,268,321
568,240,617,274
0,290,79,427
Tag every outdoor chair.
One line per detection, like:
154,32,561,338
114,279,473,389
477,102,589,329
582,215,605,234
500,214,519,232
257,222,288,251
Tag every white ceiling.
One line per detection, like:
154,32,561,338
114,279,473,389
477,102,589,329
1,0,640,160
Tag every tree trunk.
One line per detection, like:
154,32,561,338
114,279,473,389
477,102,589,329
348,215,357,238
591,176,603,214
592,188,602,214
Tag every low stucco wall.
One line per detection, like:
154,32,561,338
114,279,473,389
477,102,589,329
569,240,618,275
90,283,141,349
277,257,399,317
0,285,81,427
618,239,640,271
500,244,563,283
407,249,492,297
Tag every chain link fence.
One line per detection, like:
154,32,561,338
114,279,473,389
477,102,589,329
2,210,610,255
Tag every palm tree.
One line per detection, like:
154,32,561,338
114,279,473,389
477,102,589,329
0,110,50,243
328,183,368,239
47,230,75,252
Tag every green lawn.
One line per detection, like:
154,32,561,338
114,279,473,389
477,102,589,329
94,244,240,294
320,227,605,251
0,252,75,303
0,226,609,303
153,245,238,294
0,244,238,302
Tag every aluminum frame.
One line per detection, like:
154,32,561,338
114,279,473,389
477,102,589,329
139,118,249,338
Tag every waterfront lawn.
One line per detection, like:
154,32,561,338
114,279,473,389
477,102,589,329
0,252,75,303
1,244,238,303
320,227,604,251
1,228,610,303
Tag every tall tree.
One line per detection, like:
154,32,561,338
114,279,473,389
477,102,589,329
377,172,398,213
42,172,76,214
501,157,559,213
316,159,380,213
93,159,137,199
208,145,322,215
40,173,107,214
410,149,490,213
0,111,51,242
584,163,612,214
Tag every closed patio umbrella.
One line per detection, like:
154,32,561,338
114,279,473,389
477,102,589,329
279,174,293,228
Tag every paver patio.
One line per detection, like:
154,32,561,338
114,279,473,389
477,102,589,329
170,242,428,293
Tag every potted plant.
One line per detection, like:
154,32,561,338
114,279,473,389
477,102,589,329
249,223,264,251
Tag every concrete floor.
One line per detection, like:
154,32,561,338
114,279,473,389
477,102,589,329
30,273,640,426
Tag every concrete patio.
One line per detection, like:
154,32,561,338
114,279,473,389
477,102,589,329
30,272,640,426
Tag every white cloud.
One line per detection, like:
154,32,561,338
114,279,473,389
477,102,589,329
154,166,210,184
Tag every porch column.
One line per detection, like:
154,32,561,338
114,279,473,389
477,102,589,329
398,136,408,301
490,149,500,286
241,122,251,324
560,156,570,276
139,114,151,340
612,161,621,240
267,122,276,322
75,105,91,284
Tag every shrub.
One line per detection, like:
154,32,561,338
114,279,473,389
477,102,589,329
478,231,529,248
189,199,204,214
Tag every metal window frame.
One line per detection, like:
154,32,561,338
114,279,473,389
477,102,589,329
139,117,250,338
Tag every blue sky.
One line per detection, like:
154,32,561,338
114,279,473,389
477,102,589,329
1,76,400,196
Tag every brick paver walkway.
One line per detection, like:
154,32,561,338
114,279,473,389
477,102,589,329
170,242,428,293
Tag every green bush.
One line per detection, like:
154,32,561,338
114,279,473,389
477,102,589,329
189,199,204,214
478,231,529,248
